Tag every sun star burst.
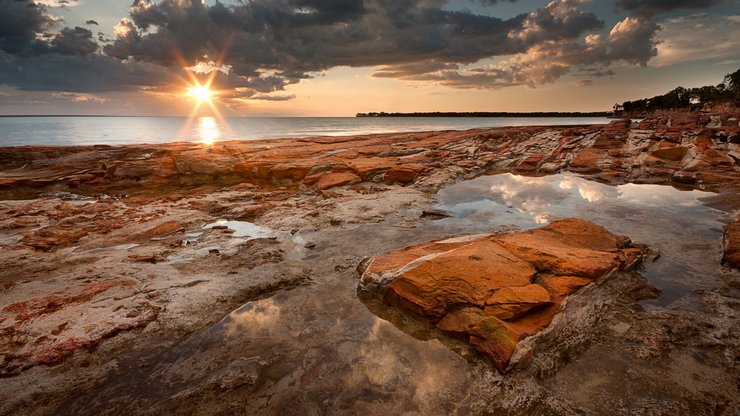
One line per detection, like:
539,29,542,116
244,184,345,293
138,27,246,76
186,84,214,101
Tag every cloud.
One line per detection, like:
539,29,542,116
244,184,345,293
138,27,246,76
51,26,98,56
0,0,680,97
571,79,593,87
244,94,296,101
35,0,81,7
0,0,56,56
0,53,173,92
52,91,106,103
375,14,658,89
85,20,99,26
650,14,740,67
615,0,728,17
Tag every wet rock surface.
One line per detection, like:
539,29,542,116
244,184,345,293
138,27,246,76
358,218,646,370
724,215,740,269
0,113,738,415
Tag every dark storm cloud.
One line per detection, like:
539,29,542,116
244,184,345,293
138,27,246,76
0,0,667,97
615,0,727,17
0,52,172,92
101,0,609,94
85,19,99,25
52,27,98,55
0,0,55,55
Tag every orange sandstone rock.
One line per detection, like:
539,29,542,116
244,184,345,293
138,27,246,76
358,218,646,371
316,171,361,190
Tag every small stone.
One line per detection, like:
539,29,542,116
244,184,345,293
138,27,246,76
420,209,453,219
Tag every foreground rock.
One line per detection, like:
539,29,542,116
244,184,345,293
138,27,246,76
358,218,646,371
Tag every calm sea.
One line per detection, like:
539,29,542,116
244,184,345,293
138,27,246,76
0,116,610,147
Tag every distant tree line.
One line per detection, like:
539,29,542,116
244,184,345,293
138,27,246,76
614,68,740,115
356,111,611,117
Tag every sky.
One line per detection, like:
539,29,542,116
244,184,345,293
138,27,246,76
0,0,738,116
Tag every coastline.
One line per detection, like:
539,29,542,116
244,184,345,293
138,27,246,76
1,113,739,414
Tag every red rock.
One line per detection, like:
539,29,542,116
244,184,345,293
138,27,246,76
436,307,520,370
316,171,361,190
359,218,645,371
3,279,136,322
485,284,552,320
226,203,271,220
497,220,629,279
133,220,184,241
650,146,687,162
384,165,423,185
384,240,536,318
20,226,88,251
538,274,592,297
516,153,545,172
569,148,607,173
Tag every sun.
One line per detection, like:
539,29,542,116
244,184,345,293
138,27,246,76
186,84,214,102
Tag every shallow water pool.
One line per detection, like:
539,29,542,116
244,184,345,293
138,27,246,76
434,173,731,307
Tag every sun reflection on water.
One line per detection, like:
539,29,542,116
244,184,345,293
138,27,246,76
196,116,221,145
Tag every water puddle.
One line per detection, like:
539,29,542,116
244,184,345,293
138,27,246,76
78,243,140,254
203,220,274,239
433,173,731,307
161,221,279,264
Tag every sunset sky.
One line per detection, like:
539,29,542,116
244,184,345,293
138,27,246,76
1,0,738,116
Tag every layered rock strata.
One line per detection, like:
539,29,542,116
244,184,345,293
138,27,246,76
358,218,646,371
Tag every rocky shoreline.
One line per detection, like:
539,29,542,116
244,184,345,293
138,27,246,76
0,113,738,415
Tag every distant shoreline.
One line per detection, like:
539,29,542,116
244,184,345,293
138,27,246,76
356,111,612,118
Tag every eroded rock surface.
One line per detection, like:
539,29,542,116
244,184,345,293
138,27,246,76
358,218,646,370
1,113,738,200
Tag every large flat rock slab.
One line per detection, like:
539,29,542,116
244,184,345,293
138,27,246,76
358,218,646,371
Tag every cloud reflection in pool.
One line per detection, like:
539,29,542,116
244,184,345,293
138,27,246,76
434,173,728,307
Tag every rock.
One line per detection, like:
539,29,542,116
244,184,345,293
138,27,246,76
358,218,646,371
569,148,607,173
723,215,740,269
128,254,158,263
316,172,361,190
0,277,159,375
225,203,271,220
133,221,184,241
649,146,687,162
384,165,423,185
20,226,88,251
381,239,537,318
420,209,453,219
485,284,552,320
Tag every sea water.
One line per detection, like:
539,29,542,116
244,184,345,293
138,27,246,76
0,115,610,146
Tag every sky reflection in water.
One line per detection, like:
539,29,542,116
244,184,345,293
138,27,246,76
435,173,727,307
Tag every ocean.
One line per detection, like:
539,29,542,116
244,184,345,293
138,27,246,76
0,116,610,147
